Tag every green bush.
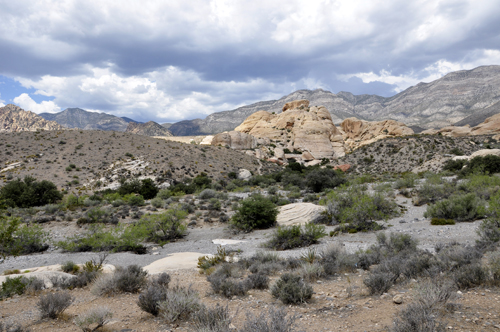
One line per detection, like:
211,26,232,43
413,181,457,206
461,155,500,176
304,168,346,193
265,223,326,250
231,194,278,232
135,207,187,245
61,261,80,274
0,176,63,208
118,179,158,199
424,193,486,222
443,159,467,172
0,216,21,259
150,197,163,208
430,218,456,225
393,173,418,189
271,273,313,304
91,265,148,296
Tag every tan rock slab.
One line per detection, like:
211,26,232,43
277,203,326,226
212,239,247,245
143,252,212,274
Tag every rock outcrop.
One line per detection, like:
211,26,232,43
0,104,65,132
234,100,345,159
126,121,173,136
277,203,326,226
340,117,414,151
211,131,258,149
421,112,500,137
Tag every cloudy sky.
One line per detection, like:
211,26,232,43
1,0,499,123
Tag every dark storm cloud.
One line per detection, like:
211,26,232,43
1,0,499,120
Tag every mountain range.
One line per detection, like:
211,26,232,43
167,65,500,135
39,108,142,132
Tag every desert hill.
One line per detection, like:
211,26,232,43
168,65,500,135
0,104,64,132
39,108,136,132
0,130,277,191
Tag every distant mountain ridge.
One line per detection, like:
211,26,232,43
168,65,500,135
125,121,173,137
39,108,141,132
0,104,64,132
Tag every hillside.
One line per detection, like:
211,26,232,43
0,130,278,191
169,65,500,135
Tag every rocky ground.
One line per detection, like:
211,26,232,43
0,130,278,191
1,187,500,331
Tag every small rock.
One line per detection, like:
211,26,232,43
380,293,389,300
399,220,406,224
393,294,404,304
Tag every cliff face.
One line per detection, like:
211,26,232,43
0,104,65,132
125,121,173,136
169,65,500,135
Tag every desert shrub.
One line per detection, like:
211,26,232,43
8,223,50,255
436,243,482,270
489,253,500,285
0,216,21,259
134,207,187,245
461,155,500,176
414,181,457,206
321,245,358,275
451,264,487,289
413,280,454,309
363,271,395,295
61,261,80,274
118,179,158,199
0,277,26,298
137,284,168,316
240,306,296,332
158,285,201,323
193,303,232,332
0,176,63,208
207,265,249,298
91,265,147,296
391,302,445,332
393,173,418,189
208,198,221,211
244,252,282,275
57,224,147,254
443,159,467,172
74,306,113,332
150,197,163,208
271,273,313,304
37,291,74,319
156,188,171,200
126,194,145,206
305,168,346,193
83,198,100,207
198,246,230,273
246,273,269,290
265,223,326,250
231,194,278,232
424,193,486,221
322,186,397,232
199,189,217,200
461,174,500,200
78,207,117,225
430,218,455,225
298,262,324,281
267,186,279,195
43,204,60,214
477,219,500,251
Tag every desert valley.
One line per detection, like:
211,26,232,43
3,66,500,332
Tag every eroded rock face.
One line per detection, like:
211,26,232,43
340,117,414,151
0,104,65,132
471,113,500,135
420,113,500,137
211,131,257,149
235,101,345,159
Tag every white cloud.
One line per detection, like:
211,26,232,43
13,93,61,114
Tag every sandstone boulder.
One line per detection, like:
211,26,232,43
282,99,309,112
235,101,345,159
238,169,252,180
471,113,500,135
333,164,351,172
200,135,214,145
211,131,257,149
340,117,414,151
470,149,500,159
421,125,471,137
277,203,326,226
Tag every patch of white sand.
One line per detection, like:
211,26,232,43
143,252,212,274
212,239,246,245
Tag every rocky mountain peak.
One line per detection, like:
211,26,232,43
0,104,65,132
125,121,173,137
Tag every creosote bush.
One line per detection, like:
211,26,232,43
74,306,113,332
37,292,74,319
241,306,296,332
91,265,147,296
424,193,486,222
158,285,201,323
271,273,313,304
231,194,278,232
192,303,233,332
265,223,326,250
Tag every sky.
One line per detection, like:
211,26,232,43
1,0,499,123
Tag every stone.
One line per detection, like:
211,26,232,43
212,239,247,245
143,252,212,274
200,135,214,145
470,149,500,158
340,117,414,151
211,131,257,149
277,203,326,226
393,294,404,304
333,164,351,172
235,101,346,159
301,151,315,161
0,271,76,289
274,147,285,159
282,99,309,112
238,169,252,181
